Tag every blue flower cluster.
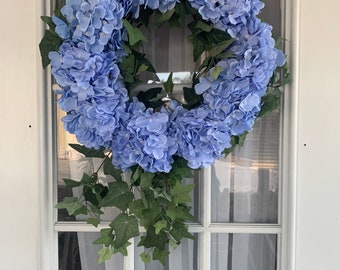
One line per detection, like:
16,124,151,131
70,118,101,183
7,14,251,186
50,0,285,173
110,99,178,172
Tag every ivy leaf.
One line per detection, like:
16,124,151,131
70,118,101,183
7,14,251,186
169,239,178,249
258,88,282,118
90,204,104,215
170,182,195,204
80,173,97,185
103,158,122,181
139,228,168,249
98,247,113,264
112,241,131,256
163,72,174,95
63,178,81,188
131,166,142,185
140,207,162,229
153,248,170,265
170,221,194,242
140,172,154,188
99,181,134,211
41,16,55,30
187,34,205,61
123,19,147,46
136,87,164,109
93,228,114,246
166,203,195,222
87,217,100,228
69,144,106,158
155,8,175,26
110,213,139,248
128,199,146,218
55,197,87,216
83,185,99,206
153,220,168,234
119,53,135,74
39,29,62,68
192,20,213,32
140,252,151,264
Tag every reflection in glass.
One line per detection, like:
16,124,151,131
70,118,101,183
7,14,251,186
58,232,124,270
211,234,277,270
211,112,280,223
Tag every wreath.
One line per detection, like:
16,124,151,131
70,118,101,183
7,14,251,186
40,0,288,265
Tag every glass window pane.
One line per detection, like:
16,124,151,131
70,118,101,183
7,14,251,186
211,113,280,223
211,234,277,270
58,232,124,270
134,234,199,270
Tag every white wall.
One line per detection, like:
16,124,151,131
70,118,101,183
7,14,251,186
294,0,340,269
0,0,43,269
0,0,340,269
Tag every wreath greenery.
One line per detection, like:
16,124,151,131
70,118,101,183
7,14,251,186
40,0,289,264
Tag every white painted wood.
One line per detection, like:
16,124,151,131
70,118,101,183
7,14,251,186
6,0,340,269
0,0,45,269
280,0,300,269
294,1,340,269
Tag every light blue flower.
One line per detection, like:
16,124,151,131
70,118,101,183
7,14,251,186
49,0,286,173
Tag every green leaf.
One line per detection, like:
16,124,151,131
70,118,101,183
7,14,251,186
187,34,205,61
80,173,97,185
163,72,174,95
99,181,134,211
63,178,81,188
90,204,104,215
40,16,55,30
83,185,99,206
112,241,131,256
155,8,175,26
98,247,113,264
103,159,122,181
39,29,62,68
140,252,151,264
138,7,153,27
140,207,162,229
182,87,202,109
258,88,282,118
170,182,195,204
140,172,154,188
166,203,195,222
192,20,213,33
153,220,168,234
139,228,168,249
129,199,146,218
136,87,164,109
110,213,139,248
131,166,142,185
55,197,87,216
211,66,224,80
123,19,147,46
169,239,178,249
119,54,135,74
136,63,149,74
153,248,170,265
87,217,100,227
170,221,194,242
69,144,106,158
208,39,234,57
93,228,114,246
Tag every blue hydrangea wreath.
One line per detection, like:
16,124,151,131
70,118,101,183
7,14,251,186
47,0,285,173
40,0,288,264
